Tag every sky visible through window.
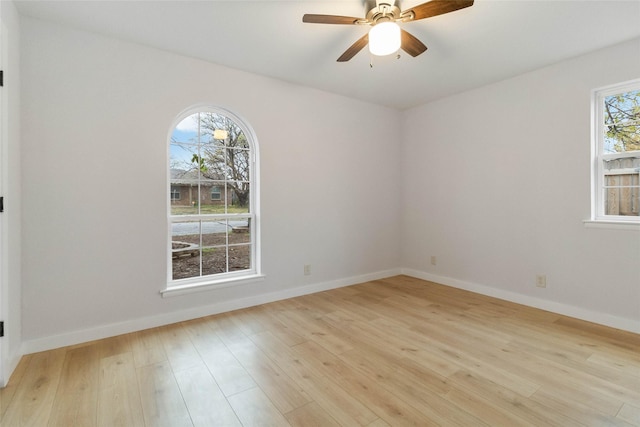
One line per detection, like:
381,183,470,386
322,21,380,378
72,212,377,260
171,115,202,169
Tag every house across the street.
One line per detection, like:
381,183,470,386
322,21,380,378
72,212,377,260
170,169,234,207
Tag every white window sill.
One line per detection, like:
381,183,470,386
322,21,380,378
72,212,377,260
583,220,640,231
161,274,266,298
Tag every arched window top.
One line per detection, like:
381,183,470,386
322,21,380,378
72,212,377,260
166,106,260,292
171,106,258,151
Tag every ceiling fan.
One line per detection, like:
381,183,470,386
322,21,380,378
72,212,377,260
302,0,474,62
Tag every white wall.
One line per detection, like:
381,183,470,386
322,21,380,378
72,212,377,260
20,17,401,352
1,0,21,386
401,37,640,332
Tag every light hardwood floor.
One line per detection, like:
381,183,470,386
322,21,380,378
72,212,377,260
1,275,639,426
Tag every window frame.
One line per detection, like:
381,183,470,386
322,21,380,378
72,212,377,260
164,106,263,296
210,186,222,201
589,79,640,228
170,187,181,201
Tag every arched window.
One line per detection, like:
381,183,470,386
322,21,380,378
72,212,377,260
167,107,260,290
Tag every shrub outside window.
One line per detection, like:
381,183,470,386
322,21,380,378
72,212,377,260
168,107,259,288
592,80,640,223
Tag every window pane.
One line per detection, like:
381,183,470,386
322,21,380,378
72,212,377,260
199,144,229,179
172,252,201,280
228,132,249,150
172,114,200,143
201,220,230,247
604,174,640,216
229,182,250,213
202,247,228,276
201,219,230,275
226,148,250,182
200,126,226,147
604,125,640,153
172,221,201,244
172,221,201,280
604,90,640,125
604,90,640,153
198,182,226,214
229,244,251,272
170,141,199,168
230,220,251,245
170,181,200,215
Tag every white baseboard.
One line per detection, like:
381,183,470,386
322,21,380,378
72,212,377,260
1,350,22,387
20,268,401,355
17,266,639,358
401,268,640,334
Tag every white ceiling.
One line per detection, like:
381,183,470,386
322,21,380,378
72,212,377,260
14,0,640,110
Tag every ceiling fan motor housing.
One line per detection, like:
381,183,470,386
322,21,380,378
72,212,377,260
365,0,401,24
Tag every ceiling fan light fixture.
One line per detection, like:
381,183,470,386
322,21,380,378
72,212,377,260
368,21,401,56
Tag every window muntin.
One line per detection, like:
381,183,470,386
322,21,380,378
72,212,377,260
592,80,640,222
170,187,181,201
168,109,258,286
211,186,222,201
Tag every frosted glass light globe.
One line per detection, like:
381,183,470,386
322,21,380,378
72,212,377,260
368,22,401,56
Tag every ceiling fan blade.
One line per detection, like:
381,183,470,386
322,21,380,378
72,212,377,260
403,0,473,21
337,33,369,62
302,14,361,25
401,29,427,57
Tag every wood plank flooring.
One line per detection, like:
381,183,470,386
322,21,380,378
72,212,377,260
1,275,639,426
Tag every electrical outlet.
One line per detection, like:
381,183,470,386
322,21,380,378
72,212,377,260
304,265,311,276
430,256,437,266
536,275,547,288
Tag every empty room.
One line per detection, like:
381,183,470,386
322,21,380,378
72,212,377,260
0,0,639,425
